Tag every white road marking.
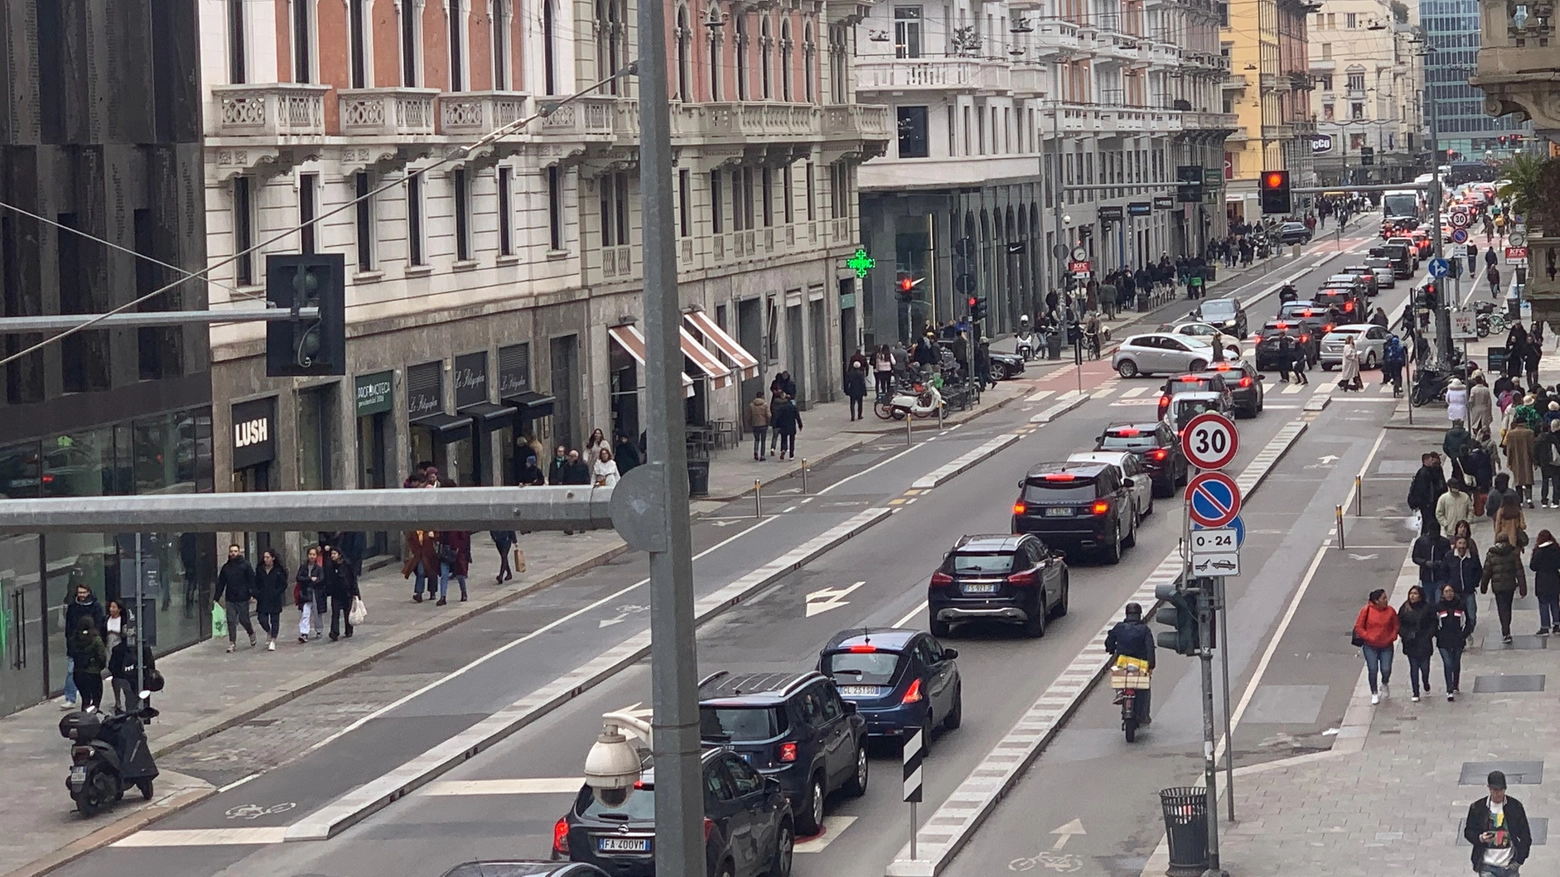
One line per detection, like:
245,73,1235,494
420,778,583,796
112,828,288,847
911,434,1022,490
1119,386,1149,398
806,581,866,617
1026,390,1056,403
893,601,927,629
1281,382,1307,394
816,442,925,496
795,815,859,853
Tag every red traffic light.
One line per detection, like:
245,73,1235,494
899,276,914,292
968,296,979,308
1262,171,1288,190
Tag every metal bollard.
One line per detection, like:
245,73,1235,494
938,402,945,429
1355,476,1363,517
754,479,762,518
906,414,912,445
801,459,808,494
1335,505,1345,550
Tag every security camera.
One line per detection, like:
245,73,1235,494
595,785,632,808
584,712,655,804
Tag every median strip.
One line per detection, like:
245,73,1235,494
1030,391,1091,425
910,435,1022,490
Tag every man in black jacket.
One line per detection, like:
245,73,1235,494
213,543,257,652
561,449,592,485
548,445,569,485
1465,770,1531,876
1412,530,1452,589
1105,603,1155,724
61,584,105,709
1408,452,1449,538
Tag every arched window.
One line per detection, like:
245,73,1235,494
596,0,624,94
802,21,815,103
676,6,691,100
735,12,749,100
760,15,773,100
542,0,557,94
828,24,847,104
780,19,793,101
708,6,723,101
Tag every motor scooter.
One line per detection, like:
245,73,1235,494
874,378,945,420
1015,315,1037,361
1110,657,1151,743
60,696,159,817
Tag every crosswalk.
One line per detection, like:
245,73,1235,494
1025,377,1401,406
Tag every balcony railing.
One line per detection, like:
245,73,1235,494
1011,64,1048,98
824,104,892,140
440,91,529,135
855,57,1010,94
338,88,440,137
211,83,330,139
536,96,638,140
672,103,823,141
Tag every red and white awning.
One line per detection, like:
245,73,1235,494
607,324,697,397
685,310,760,382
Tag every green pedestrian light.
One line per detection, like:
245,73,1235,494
847,248,876,279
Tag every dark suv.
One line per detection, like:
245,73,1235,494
1095,422,1186,498
818,628,962,749
697,671,867,835
1010,462,1137,563
927,534,1069,638
1156,372,1234,421
554,747,793,877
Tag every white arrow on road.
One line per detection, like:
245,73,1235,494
709,519,743,527
599,604,649,627
806,582,865,617
1317,454,1340,465
775,487,803,495
1051,819,1086,850
1349,553,1379,561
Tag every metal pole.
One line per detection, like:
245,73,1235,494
910,801,918,860
1053,104,1067,303
1199,587,1222,877
1336,505,1346,550
638,6,705,873
801,459,808,494
133,533,144,701
906,414,913,445
1424,73,1451,365
754,480,762,518
1217,576,1234,824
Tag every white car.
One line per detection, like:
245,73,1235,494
1067,451,1155,519
1161,321,1243,359
1319,323,1389,370
1113,333,1216,378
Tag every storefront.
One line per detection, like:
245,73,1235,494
453,351,515,486
231,397,277,558
407,360,474,483
499,342,554,481
354,371,396,556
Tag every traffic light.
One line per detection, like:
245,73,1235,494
1415,282,1440,310
1153,581,1201,656
968,296,987,321
896,272,915,301
1259,170,1292,215
1176,165,1205,203
1499,135,1509,147
266,253,346,377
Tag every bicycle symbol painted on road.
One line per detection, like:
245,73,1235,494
1009,851,1083,872
224,802,296,820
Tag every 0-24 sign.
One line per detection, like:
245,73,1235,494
1180,412,1239,470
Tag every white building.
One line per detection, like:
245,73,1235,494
1307,0,1423,185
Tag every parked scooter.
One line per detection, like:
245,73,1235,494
874,378,945,420
60,697,159,816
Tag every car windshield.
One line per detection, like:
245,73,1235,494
1023,480,1097,501
1099,431,1159,451
949,551,1019,572
1365,258,1390,268
579,782,658,820
1326,328,1364,340
823,651,902,685
1200,300,1238,318
700,706,783,742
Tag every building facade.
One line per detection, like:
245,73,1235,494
0,0,215,717
1421,0,1529,160
1221,0,1317,219
853,0,1237,346
201,0,888,552
1469,0,1560,141
1306,0,1423,185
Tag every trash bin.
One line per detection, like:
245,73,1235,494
1047,332,1063,360
1137,292,1152,312
1159,787,1210,877
1202,265,1217,283
1507,294,1522,323
687,459,711,497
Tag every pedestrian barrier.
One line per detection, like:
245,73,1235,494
800,459,808,494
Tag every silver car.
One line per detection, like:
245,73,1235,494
1364,257,1397,289
1066,450,1154,519
1319,323,1389,370
1113,333,1216,378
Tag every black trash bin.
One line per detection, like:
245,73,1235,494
1159,787,1210,877
687,459,711,497
1047,333,1063,360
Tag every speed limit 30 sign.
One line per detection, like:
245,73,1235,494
1181,412,1239,470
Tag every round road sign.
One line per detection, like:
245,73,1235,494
1180,412,1239,470
1186,472,1242,528
1450,211,1471,229
1451,228,1469,244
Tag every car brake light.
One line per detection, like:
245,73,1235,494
1179,376,1200,382
1157,396,1170,415
1300,334,1310,342
930,571,953,587
848,644,878,653
1149,449,1169,461
1007,570,1038,586
1323,324,1334,332
1090,500,1110,515
704,818,716,841
1213,362,1231,371
779,742,798,762
1044,473,1076,481
1115,428,1142,436
1013,501,1027,515
1344,302,1354,312
1275,322,1288,329
553,818,570,855
1253,333,1263,341
1240,377,1253,387
902,679,924,704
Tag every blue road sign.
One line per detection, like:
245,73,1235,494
1451,228,1469,244
1428,258,1450,278
1186,472,1241,528
1194,514,1246,547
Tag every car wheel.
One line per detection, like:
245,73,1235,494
1187,359,1207,373
921,712,936,752
995,363,1011,381
797,775,826,836
1151,477,1171,499
1122,510,1138,548
930,615,951,638
1321,362,1334,371
1022,603,1046,638
1105,522,1124,564
1055,574,1070,617
1117,360,1139,378
843,743,868,797
1175,464,1189,487
770,820,795,877
944,689,963,730
1365,352,1378,370
136,779,154,801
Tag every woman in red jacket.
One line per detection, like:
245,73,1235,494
1354,588,1401,705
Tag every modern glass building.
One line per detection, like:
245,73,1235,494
1420,0,1532,158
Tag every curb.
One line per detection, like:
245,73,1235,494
911,434,1022,490
286,506,894,841
885,417,1311,877
1,785,216,877
1030,392,1091,424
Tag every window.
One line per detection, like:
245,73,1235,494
829,24,847,103
406,174,425,266
493,0,510,89
233,176,254,286
780,20,793,101
1325,12,1335,27
228,0,247,83
963,105,971,153
1350,102,1364,119
829,164,847,220
298,172,318,254
676,7,692,100
804,162,815,220
735,13,749,100
894,6,922,58
679,169,691,237
977,108,985,154
293,0,314,82
401,0,420,86
546,167,564,250
355,171,376,271
448,0,465,90
596,0,624,94
761,167,774,227
453,169,472,261
782,165,794,223
1320,43,1331,60
803,23,814,102
498,167,514,255
1323,102,1335,120
947,105,957,155
760,16,773,99
1346,71,1365,91
1318,75,1333,91
1345,12,1357,27
725,757,763,796
349,0,369,87
897,105,929,158
710,170,723,234
543,0,557,94
599,172,629,247
709,27,722,100
731,168,754,231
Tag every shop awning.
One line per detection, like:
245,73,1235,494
409,412,474,444
685,310,760,381
458,402,516,430
503,391,556,418
607,324,696,398
679,327,733,389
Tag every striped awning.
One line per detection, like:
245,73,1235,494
607,324,696,398
680,327,734,390
685,309,761,381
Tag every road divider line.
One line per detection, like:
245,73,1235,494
1030,392,1091,425
910,435,1022,490
286,507,894,843
884,418,1311,877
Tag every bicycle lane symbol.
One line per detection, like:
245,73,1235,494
1008,852,1083,872
225,802,297,820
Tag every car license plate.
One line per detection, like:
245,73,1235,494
838,685,878,696
70,766,85,784
598,837,651,853
1044,507,1070,517
963,583,999,594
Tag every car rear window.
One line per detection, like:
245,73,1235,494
700,706,785,742
823,650,903,686
1169,378,1213,395
579,783,657,820
1278,304,1315,319
1022,479,1098,501
1099,431,1159,451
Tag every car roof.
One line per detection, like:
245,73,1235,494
698,670,823,704
1172,391,1223,403
822,627,919,653
1025,461,1111,479
1262,319,1304,329
949,533,1028,553
1177,371,1228,383
1326,323,1376,334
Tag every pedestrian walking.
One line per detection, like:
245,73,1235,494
1435,583,1471,698
772,392,802,460
515,453,546,486
1398,585,1437,701
102,600,132,711
593,447,621,487
295,546,323,643
1408,452,1448,537
746,391,771,460
1338,336,1363,391
547,446,569,485
585,428,608,457
1494,492,1529,552
214,543,257,653
254,548,288,652
873,346,895,396
1412,527,1452,591
490,530,516,583
1353,588,1399,704
324,547,360,641
844,360,868,421
404,528,442,602
1531,529,1560,636
1488,264,1503,297
69,618,107,712
1437,478,1477,537
437,528,472,605
612,433,641,474
1464,770,1533,876
1504,418,1537,507
1447,379,1470,423
59,584,105,710
1481,531,1529,644
1289,336,1309,385
106,621,153,715
1537,421,1560,508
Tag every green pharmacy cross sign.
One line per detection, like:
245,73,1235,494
847,248,876,279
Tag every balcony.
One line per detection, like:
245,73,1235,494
1011,64,1048,98
824,104,892,141
210,83,329,140
535,95,638,142
671,102,822,143
855,57,1010,95
1310,58,1337,72
1261,123,1296,140
1223,74,1249,90
338,88,440,138
440,91,530,135
1030,20,1084,56
1471,0,1560,136
1184,111,1242,133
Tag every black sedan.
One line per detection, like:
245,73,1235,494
988,350,1026,381
1207,360,1266,417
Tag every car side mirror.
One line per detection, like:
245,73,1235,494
1123,477,1136,488
1256,374,1265,381
842,701,858,715
941,648,959,660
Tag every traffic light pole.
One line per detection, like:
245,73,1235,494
1425,77,1452,365
1199,586,1224,877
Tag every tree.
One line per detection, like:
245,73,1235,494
1497,153,1555,227
1390,0,1409,22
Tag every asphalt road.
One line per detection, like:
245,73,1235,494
50,227,1397,877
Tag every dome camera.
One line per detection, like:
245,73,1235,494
584,712,654,807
